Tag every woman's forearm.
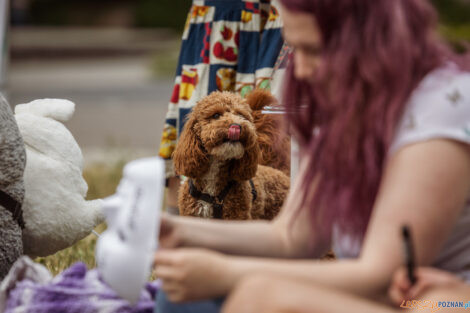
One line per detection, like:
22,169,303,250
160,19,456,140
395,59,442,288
285,284,395,313
175,216,292,257
225,256,392,300
224,275,396,313
173,159,317,258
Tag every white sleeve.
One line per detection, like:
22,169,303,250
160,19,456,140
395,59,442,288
389,68,470,155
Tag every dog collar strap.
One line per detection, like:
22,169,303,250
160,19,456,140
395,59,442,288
188,179,257,219
0,189,25,229
188,179,237,219
249,179,257,202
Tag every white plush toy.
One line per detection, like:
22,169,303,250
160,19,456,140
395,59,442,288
14,99,104,257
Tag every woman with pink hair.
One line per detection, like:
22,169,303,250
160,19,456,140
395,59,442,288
153,0,470,312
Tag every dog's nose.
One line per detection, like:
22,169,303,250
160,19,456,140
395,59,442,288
228,124,241,141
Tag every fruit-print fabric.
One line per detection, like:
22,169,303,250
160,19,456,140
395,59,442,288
158,0,285,177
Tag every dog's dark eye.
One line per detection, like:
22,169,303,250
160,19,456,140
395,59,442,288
212,113,221,119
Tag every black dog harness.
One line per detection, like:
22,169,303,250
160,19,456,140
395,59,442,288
0,189,25,228
188,179,257,219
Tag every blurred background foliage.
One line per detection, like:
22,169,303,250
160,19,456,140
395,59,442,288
9,0,469,51
134,0,192,29
431,0,470,25
14,0,192,30
431,0,470,50
13,0,470,39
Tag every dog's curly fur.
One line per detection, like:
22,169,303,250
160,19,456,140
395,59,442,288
173,90,290,220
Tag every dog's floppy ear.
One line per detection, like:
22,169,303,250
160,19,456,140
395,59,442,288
230,141,260,181
244,89,277,112
172,115,209,178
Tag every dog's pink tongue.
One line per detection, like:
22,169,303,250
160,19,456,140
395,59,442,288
228,125,241,141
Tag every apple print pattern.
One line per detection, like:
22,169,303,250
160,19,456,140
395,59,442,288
159,0,288,176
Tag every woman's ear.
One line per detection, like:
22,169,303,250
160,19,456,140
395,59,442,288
172,115,209,178
229,141,260,181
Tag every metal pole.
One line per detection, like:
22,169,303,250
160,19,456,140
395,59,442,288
0,0,9,96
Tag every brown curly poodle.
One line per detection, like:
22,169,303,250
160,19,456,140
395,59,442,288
173,90,290,220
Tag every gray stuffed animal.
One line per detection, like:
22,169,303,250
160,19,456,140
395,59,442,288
0,94,26,279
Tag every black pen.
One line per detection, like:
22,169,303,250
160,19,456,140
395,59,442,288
402,225,417,285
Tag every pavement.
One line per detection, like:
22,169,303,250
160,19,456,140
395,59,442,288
4,27,179,164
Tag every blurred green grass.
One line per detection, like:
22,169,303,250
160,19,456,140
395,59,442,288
151,51,180,78
439,24,470,52
34,161,125,276
149,37,181,78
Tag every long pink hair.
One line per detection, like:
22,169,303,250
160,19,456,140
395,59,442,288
281,0,469,240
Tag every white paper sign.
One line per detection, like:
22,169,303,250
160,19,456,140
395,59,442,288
96,157,164,304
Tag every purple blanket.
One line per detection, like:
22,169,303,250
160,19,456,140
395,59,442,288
1,257,158,313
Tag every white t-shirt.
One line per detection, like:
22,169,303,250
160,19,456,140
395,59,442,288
332,63,470,281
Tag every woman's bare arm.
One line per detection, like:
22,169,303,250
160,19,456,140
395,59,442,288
223,275,396,313
155,139,470,302
154,161,324,302
161,158,318,258
220,139,470,298
223,273,470,313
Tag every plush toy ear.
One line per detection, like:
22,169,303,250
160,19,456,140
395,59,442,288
230,142,260,181
172,116,209,178
15,99,75,122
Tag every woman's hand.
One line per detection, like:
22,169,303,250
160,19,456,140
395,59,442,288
388,267,465,304
159,213,182,249
154,248,234,302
